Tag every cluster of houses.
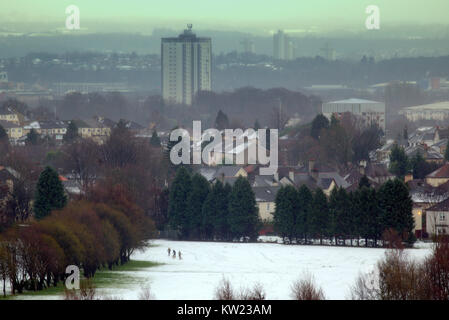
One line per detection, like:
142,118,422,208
369,125,449,237
3,100,449,239
191,155,449,238
191,160,393,231
374,126,448,165
186,123,449,238
0,106,148,145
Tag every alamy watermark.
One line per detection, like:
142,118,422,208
365,5,380,30
65,265,80,290
169,121,278,175
66,5,81,30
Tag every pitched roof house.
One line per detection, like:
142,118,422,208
426,197,449,236
426,162,449,187
252,186,280,222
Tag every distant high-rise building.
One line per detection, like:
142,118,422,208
240,39,255,54
161,24,211,105
273,30,294,61
0,71,8,83
320,42,336,61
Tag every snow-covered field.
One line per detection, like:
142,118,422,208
101,239,432,300
15,239,433,300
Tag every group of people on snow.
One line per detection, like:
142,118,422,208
167,247,182,260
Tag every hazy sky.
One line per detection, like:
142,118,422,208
1,0,449,34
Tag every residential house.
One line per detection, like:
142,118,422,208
426,162,449,187
200,130,270,166
212,166,248,184
405,144,444,164
0,106,24,125
252,186,280,222
374,139,398,163
39,120,68,141
256,161,350,196
0,166,16,193
193,166,219,182
0,166,18,216
426,197,449,236
23,120,68,142
73,116,115,144
59,175,82,198
408,127,438,148
0,120,25,141
431,138,448,156
120,120,147,136
407,179,449,238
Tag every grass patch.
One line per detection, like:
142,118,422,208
105,260,163,272
93,260,162,288
7,259,162,299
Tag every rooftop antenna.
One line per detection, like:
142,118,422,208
187,24,193,30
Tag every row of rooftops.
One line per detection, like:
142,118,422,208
192,160,396,203
374,126,449,164
0,116,146,132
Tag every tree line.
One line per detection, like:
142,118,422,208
0,117,165,297
290,113,383,170
273,178,416,246
168,167,260,241
0,178,156,296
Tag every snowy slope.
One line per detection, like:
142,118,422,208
108,240,431,300
13,240,432,300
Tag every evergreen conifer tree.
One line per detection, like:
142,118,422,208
309,188,330,245
273,185,299,243
389,144,409,178
33,166,67,220
228,177,259,241
186,174,210,239
214,110,230,130
358,175,371,189
0,124,7,141
334,188,352,245
310,114,329,140
168,166,192,238
378,179,415,243
26,128,40,145
202,181,231,240
357,187,382,247
150,130,161,146
445,140,449,162
296,185,313,243
64,120,79,142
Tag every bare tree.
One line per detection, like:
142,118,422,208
62,139,100,194
290,273,326,300
138,285,156,300
214,277,235,300
64,279,97,300
238,282,266,300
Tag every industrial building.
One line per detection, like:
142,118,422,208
322,98,386,131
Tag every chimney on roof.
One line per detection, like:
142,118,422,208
289,171,294,182
404,173,413,183
359,160,367,175
308,159,315,174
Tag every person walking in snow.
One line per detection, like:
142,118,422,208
168,248,171,256
178,251,182,260
172,250,176,259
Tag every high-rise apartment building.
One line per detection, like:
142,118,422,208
161,25,212,105
273,30,294,61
